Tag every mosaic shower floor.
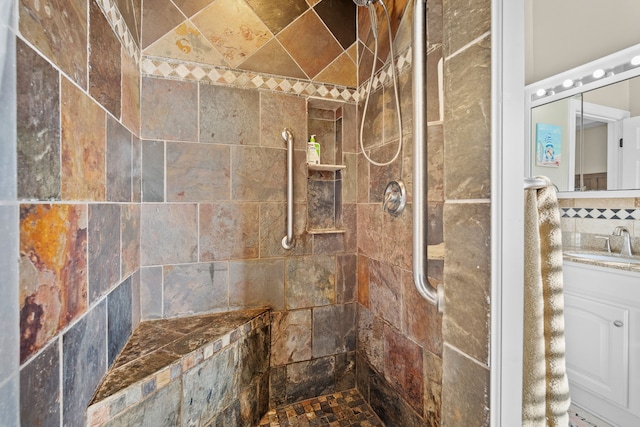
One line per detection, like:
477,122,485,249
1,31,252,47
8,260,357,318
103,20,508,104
258,389,384,427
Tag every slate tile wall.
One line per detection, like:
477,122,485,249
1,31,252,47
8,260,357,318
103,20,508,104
16,38,60,200
63,300,108,427
19,341,60,426
141,140,164,202
355,1,444,425
108,277,133,364
5,0,522,425
136,69,359,409
441,0,492,424
14,0,142,424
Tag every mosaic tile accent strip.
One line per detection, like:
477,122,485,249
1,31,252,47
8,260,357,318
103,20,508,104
258,389,384,427
94,0,140,64
561,207,640,220
141,56,358,102
140,46,413,103
358,46,413,97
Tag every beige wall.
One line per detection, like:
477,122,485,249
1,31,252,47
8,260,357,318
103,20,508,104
577,124,608,174
531,98,574,190
525,0,640,84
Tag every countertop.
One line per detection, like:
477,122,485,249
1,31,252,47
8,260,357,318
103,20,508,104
562,246,640,273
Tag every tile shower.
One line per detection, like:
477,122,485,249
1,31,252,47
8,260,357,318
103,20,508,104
1,0,501,426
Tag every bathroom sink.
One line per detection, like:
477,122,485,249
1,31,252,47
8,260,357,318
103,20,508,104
565,251,640,265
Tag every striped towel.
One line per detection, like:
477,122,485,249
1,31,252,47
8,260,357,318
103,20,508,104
523,176,571,426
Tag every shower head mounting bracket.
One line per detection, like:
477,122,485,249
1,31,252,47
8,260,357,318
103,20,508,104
353,0,378,7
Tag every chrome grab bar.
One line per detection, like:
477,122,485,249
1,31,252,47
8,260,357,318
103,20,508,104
282,128,295,250
413,0,443,311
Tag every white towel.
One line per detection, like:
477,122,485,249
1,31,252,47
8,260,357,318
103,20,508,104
523,177,571,427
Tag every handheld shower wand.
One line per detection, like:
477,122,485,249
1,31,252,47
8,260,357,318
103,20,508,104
354,0,403,167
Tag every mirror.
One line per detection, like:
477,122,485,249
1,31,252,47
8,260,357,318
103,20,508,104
526,45,640,193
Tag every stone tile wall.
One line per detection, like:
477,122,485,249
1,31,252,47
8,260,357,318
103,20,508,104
441,0,492,424
354,1,444,426
12,0,639,425
136,73,360,406
13,0,142,424
16,0,366,418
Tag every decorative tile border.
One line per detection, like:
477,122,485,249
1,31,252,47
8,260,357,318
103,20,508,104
562,207,640,220
95,0,140,64
358,46,413,97
99,0,413,103
140,56,359,102
140,46,413,103
86,310,270,427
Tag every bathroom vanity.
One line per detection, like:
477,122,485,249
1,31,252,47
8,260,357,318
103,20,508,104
563,259,640,426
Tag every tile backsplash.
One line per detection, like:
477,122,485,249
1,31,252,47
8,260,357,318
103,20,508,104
561,207,640,221
559,197,640,250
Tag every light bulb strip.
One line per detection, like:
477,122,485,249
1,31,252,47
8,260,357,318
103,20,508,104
528,45,640,105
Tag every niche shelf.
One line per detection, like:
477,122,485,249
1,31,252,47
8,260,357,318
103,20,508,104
306,99,347,235
306,167,344,234
306,228,347,235
307,164,346,172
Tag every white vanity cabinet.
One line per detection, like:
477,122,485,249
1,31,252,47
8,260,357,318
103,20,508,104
564,294,628,405
563,261,640,426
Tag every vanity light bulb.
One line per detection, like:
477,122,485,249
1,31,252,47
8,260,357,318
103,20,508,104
536,88,546,97
631,55,640,66
562,79,574,88
592,69,605,78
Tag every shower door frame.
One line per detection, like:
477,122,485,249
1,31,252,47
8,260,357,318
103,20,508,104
490,0,526,426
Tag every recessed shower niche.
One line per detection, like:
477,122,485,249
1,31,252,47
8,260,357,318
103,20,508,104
306,99,348,234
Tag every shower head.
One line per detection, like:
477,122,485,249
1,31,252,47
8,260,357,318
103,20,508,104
353,0,377,6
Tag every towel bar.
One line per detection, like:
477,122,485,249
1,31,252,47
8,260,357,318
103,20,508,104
523,177,548,190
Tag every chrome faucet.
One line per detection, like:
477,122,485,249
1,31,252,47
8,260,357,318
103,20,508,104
612,226,633,257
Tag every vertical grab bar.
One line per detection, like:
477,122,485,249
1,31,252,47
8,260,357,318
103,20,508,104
413,0,443,310
282,128,295,250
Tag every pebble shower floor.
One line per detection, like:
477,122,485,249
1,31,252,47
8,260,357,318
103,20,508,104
258,389,384,427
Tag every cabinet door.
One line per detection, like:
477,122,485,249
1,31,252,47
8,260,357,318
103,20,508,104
564,293,629,407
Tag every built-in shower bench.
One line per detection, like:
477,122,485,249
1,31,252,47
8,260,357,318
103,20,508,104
86,308,271,427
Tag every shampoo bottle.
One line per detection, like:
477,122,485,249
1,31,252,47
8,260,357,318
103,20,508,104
307,135,320,164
